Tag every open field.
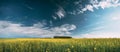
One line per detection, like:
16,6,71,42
0,38,120,52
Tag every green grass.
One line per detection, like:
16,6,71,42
0,38,120,52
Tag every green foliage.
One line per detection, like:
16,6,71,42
54,36,72,38
0,38,120,52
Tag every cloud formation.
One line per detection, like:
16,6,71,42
80,0,120,13
53,7,66,20
77,32,120,38
0,21,76,38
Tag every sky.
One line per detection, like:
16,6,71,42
0,0,120,38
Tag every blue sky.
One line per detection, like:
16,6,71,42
0,0,120,38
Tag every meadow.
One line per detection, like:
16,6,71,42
0,38,120,52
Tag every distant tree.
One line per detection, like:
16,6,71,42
54,36,72,38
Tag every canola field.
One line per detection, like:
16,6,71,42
0,38,120,52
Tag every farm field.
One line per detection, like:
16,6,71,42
0,38,120,52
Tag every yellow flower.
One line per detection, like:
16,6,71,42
94,47,96,50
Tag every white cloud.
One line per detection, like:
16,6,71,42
0,21,76,38
77,32,120,38
52,16,57,20
108,12,120,21
50,24,76,35
54,7,66,19
80,0,120,13
111,16,120,20
82,5,94,12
